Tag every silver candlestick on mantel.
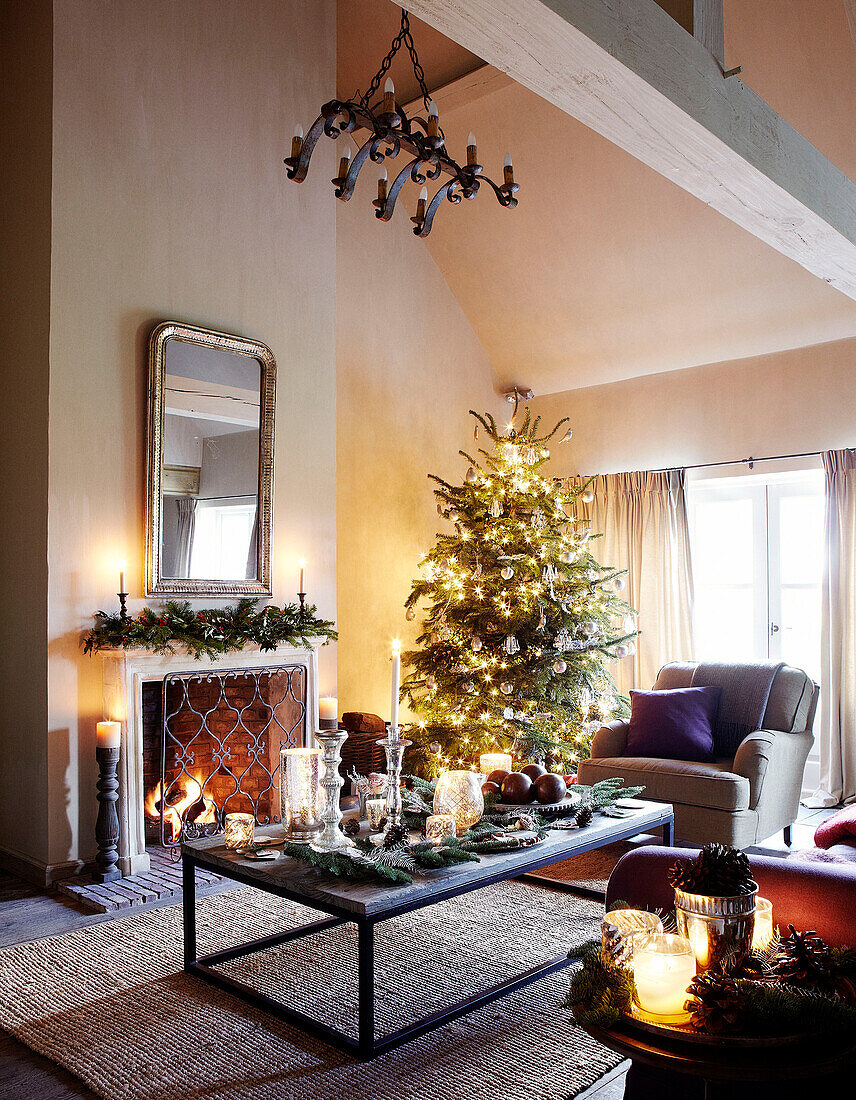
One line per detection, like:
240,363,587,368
377,728,411,830
313,720,356,851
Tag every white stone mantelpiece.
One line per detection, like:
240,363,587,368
101,644,320,876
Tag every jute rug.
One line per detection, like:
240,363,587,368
0,881,622,1100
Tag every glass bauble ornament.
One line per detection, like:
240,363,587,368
541,448,550,459
489,500,503,518
426,675,437,689
581,489,594,504
429,741,441,754
500,682,514,695
472,636,483,652
504,634,520,655
464,681,475,693
553,659,567,674
582,621,598,636
614,576,626,591
465,466,478,485
626,641,637,656
405,608,415,621
448,509,459,522
433,770,485,831
501,565,514,580
430,632,441,645
615,644,630,659
503,707,515,719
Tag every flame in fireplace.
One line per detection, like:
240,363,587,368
144,772,217,843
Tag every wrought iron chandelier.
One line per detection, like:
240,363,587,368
284,10,519,238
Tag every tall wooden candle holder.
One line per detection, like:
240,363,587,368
94,745,121,883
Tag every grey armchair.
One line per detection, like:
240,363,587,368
577,662,819,848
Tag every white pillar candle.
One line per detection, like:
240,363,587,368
318,697,338,725
632,933,695,1022
752,897,774,951
390,640,401,731
96,721,121,749
479,752,513,776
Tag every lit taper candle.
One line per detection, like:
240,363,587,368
390,639,401,731
298,557,305,593
118,559,126,594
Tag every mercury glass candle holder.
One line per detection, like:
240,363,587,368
631,933,696,1023
377,734,411,830
751,897,774,952
280,747,323,842
433,770,485,831
314,727,356,851
478,752,513,777
425,813,456,844
224,812,255,850
366,797,387,832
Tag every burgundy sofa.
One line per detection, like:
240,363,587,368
606,845,856,946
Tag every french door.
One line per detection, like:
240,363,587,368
687,470,824,683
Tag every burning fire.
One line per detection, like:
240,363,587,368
145,772,217,842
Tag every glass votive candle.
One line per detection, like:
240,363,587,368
425,813,456,844
751,897,774,951
280,746,323,842
631,933,696,1023
366,798,387,831
224,812,255,850
478,752,513,777
433,770,485,830
601,908,663,962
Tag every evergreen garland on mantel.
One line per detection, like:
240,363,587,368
82,598,337,660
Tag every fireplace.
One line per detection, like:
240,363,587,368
101,644,320,875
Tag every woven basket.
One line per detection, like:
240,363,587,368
340,726,386,779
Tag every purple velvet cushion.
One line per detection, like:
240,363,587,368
626,686,720,762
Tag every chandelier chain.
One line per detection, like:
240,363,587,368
359,11,433,116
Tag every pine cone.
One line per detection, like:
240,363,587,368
382,823,409,849
343,818,361,838
668,843,755,897
685,972,742,1033
575,804,594,829
775,924,835,988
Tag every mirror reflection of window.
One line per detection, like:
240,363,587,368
160,339,261,581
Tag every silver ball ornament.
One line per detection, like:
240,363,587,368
472,635,483,652
501,566,514,580
614,577,626,592
615,644,630,659
582,621,598,636
429,741,441,754
500,682,514,695
448,509,460,522
426,675,437,689
405,608,415,621
465,467,478,485
581,489,594,504
553,659,567,674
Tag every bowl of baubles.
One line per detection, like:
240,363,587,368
483,763,582,817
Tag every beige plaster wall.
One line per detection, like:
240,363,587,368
336,203,500,720
531,338,856,478
0,1,53,872
43,0,337,872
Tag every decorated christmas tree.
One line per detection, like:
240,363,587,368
401,404,636,775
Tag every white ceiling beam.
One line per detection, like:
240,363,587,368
394,0,856,301
402,63,513,117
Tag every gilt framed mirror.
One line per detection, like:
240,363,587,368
145,321,275,597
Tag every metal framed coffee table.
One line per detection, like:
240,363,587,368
182,800,673,1060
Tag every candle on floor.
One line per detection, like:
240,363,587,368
752,897,774,951
96,721,121,749
318,697,338,730
224,812,255,850
479,752,512,776
632,934,695,1022
425,814,456,844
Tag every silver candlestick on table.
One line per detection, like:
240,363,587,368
314,719,356,851
378,727,411,830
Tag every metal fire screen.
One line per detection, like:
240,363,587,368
157,665,306,848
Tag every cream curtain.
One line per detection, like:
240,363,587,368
808,449,856,806
578,469,695,694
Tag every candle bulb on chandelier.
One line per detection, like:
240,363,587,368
503,152,514,186
291,123,304,161
416,185,428,221
377,167,388,204
467,131,478,167
337,145,352,182
382,76,395,115
427,98,439,137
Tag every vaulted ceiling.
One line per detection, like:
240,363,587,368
337,0,856,394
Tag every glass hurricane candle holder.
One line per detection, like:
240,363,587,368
224,812,255,850
433,770,485,831
601,908,663,964
280,747,323,842
751,897,774,952
478,752,513,776
425,813,456,844
631,933,696,1023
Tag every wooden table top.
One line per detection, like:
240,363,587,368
182,800,672,920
